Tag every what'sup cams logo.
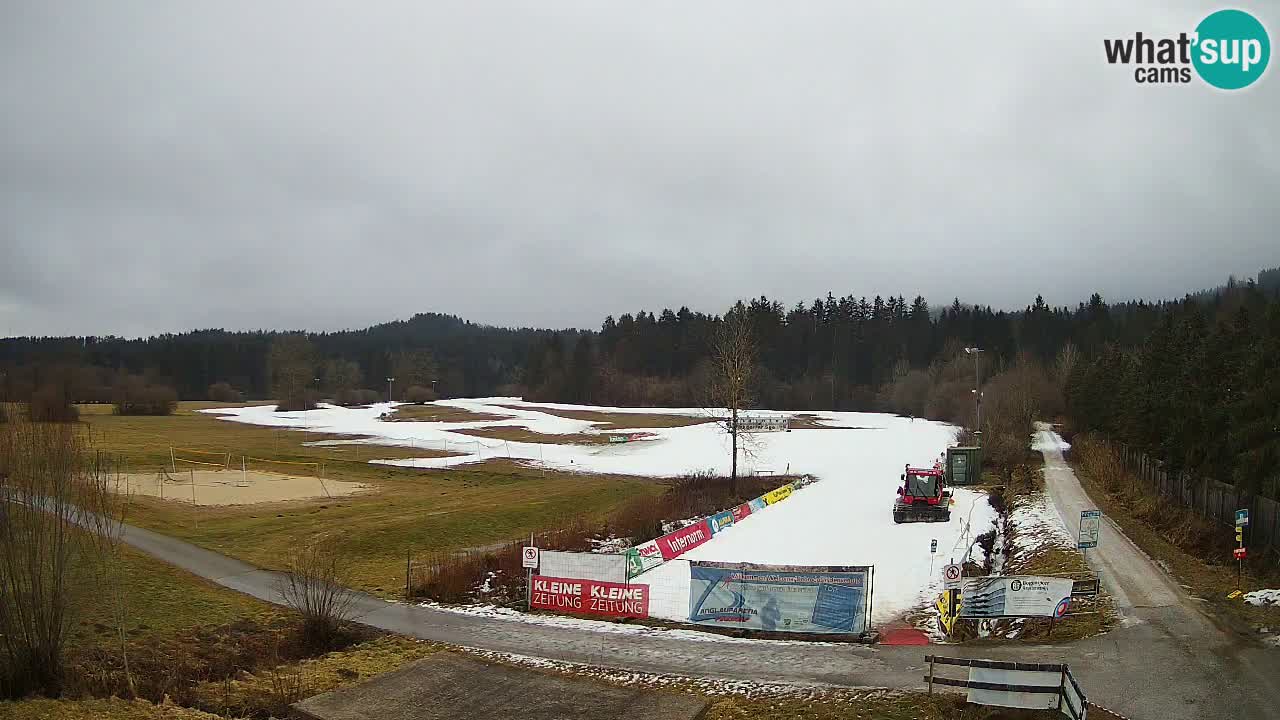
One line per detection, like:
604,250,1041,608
1104,9,1270,89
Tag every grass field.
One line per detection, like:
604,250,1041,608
385,403,512,423
493,404,712,429
67,542,280,649
450,424,614,445
79,403,664,597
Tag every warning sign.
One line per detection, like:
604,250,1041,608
521,546,539,569
943,563,963,589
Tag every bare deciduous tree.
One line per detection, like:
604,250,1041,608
278,536,356,647
0,417,120,698
705,302,757,488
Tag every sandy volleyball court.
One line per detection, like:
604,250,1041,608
113,469,369,506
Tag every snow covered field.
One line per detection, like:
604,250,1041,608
203,398,996,623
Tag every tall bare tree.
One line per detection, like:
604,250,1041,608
705,302,757,488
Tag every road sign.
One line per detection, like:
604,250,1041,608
1234,547,1247,560
521,546,539,569
1078,510,1101,550
930,539,938,554
943,563,963,589
1235,508,1250,527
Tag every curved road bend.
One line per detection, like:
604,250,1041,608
116,433,1280,720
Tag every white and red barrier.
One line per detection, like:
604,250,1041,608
530,575,650,619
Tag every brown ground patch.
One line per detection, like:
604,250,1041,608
493,404,710,430
450,425,613,445
385,404,513,423
115,469,370,506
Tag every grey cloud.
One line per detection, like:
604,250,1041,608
2,1,1276,337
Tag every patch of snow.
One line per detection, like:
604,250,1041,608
419,602,840,646
1031,429,1071,452
204,397,997,624
1244,589,1280,607
1009,492,1075,555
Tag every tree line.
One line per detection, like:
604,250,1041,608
2,269,1277,495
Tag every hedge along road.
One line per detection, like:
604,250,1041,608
114,443,1280,720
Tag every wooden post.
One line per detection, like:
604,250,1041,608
1057,667,1067,713
927,656,935,695
406,548,412,600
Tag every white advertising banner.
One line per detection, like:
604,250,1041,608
958,576,1074,619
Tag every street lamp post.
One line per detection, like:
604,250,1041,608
964,347,984,445
386,377,395,404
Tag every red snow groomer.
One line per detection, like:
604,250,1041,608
892,463,953,524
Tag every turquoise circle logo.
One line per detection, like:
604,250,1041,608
1193,9,1270,89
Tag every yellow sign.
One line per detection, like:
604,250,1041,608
763,484,794,505
936,589,962,635
1227,590,1243,599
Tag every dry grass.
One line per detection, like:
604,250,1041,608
450,425,613,445
384,404,512,423
70,402,661,598
0,698,235,720
493,404,712,429
67,544,280,650
187,635,441,719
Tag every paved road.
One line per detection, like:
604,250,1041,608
114,435,1280,720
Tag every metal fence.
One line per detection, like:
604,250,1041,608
925,655,1087,719
1118,444,1279,562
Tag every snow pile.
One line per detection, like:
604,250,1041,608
1244,589,1280,607
1008,492,1076,555
204,398,998,624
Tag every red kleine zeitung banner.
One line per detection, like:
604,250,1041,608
530,576,650,618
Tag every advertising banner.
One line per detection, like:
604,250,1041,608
539,551,627,584
748,497,768,512
656,519,712,560
688,562,870,634
530,576,649,618
730,502,753,523
709,510,735,534
763,484,794,505
958,576,1074,619
625,539,663,578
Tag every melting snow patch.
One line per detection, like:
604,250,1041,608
1009,492,1075,555
420,602,841,646
1244,589,1280,607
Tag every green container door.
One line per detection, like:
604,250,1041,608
946,446,982,485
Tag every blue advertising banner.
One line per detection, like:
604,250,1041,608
709,510,735,534
748,497,768,512
688,562,871,634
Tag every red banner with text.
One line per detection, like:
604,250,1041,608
655,518,712,560
530,576,650,618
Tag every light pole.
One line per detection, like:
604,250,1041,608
386,377,395,404
964,347,984,445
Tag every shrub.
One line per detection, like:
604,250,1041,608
275,390,320,413
113,383,178,416
334,388,380,407
27,385,79,422
207,382,243,403
402,385,437,404
279,537,356,649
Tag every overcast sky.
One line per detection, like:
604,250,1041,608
2,2,1276,338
